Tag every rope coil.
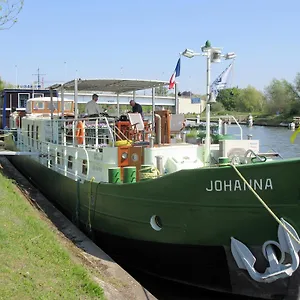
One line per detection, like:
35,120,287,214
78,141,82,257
139,166,160,181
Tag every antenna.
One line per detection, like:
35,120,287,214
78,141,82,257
32,68,46,89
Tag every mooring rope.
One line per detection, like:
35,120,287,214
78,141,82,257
230,163,300,244
139,166,160,181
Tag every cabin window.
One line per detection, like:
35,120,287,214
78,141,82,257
32,93,44,98
67,156,73,169
82,159,87,175
36,126,39,140
18,93,30,108
57,152,61,165
31,125,34,146
33,101,44,110
47,102,58,111
64,102,72,111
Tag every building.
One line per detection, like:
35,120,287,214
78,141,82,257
178,95,206,114
0,88,57,128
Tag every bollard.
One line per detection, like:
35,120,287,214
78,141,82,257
123,166,136,183
108,167,121,183
150,136,155,148
155,155,163,175
181,132,186,143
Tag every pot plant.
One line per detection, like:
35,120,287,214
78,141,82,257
186,129,199,144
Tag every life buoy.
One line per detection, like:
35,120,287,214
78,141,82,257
76,121,85,144
16,117,20,127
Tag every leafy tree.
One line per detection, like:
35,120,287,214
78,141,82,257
264,79,298,114
236,86,266,112
0,0,24,30
216,87,240,111
0,77,14,91
294,73,300,97
211,101,225,113
155,86,169,96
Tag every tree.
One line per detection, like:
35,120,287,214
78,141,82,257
216,87,240,111
236,86,266,112
0,0,24,30
264,79,298,114
294,73,300,98
155,86,168,96
0,77,14,91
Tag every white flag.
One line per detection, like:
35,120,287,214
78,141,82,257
210,63,233,98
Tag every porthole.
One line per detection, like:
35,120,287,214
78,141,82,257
150,215,162,231
121,152,128,160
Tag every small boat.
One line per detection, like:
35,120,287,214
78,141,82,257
4,78,300,300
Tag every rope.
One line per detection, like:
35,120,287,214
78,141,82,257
88,176,95,231
229,163,300,244
139,166,160,180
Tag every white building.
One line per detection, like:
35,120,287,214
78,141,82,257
178,96,206,114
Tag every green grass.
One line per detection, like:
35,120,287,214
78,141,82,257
0,172,105,300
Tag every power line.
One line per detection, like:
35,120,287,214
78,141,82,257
32,67,46,89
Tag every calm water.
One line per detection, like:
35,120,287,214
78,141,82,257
228,124,300,158
117,125,299,300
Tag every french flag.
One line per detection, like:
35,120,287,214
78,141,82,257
169,58,181,89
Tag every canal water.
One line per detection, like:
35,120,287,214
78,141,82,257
228,124,300,158
101,125,300,300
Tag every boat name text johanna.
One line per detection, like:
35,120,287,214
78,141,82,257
206,178,273,192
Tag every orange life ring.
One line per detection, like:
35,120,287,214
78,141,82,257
76,121,85,144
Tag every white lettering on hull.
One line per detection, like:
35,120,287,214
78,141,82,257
206,178,273,192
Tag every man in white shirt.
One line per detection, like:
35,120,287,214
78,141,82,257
85,94,101,116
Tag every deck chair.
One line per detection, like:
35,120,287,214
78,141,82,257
170,114,185,137
128,113,150,141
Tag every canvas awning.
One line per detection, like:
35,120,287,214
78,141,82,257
48,78,169,94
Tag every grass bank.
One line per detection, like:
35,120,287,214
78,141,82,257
0,169,104,299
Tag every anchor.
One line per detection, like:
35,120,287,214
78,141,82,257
231,218,300,283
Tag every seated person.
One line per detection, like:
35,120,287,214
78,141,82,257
85,94,101,117
129,100,144,119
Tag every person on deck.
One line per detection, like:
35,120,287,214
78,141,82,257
85,94,101,117
129,100,144,119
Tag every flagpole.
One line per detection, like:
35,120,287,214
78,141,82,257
204,50,211,166
175,83,178,114
175,53,181,114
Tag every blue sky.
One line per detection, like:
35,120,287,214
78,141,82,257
1,0,299,94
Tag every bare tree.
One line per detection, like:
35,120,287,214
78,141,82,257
0,0,24,30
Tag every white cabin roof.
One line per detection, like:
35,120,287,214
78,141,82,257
27,97,74,102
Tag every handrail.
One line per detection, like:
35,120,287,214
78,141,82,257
244,149,264,161
211,115,243,140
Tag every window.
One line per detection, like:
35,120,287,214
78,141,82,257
64,102,72,111
33,101,44,110
32,93,44,98
47,102,58,111
191,97,201,104
31,125,34,146
18,93,30,108
67,156,73,169
57,152,61,165
36,126,39,140
27,124,30,137
82,159,87,175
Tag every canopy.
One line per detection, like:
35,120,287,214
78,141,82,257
48,78,169,94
